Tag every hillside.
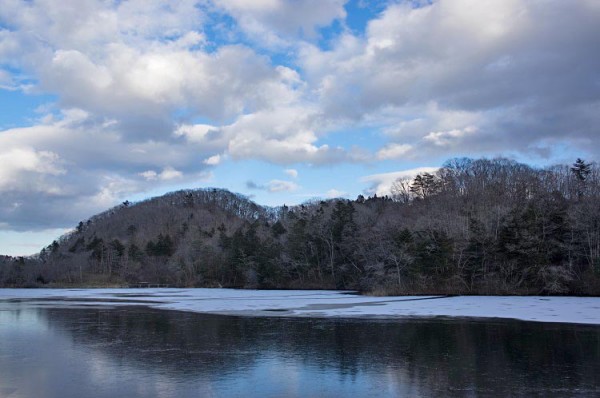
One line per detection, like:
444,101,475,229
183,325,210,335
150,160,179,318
2,157,600,295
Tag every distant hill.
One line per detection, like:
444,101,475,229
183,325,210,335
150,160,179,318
2,158,600,295
33,188,276,287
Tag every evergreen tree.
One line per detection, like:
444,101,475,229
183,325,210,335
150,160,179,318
571,158,591,181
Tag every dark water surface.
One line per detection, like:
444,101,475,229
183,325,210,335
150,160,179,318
1,303,600,397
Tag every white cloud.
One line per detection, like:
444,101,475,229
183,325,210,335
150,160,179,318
0,0,599,235
376,143,413,160
0,110,213,230
284,168,298,178
203,154,222,166
1,1,306,135
325,189,347,198
0,148,65,191
246,179,299,193
175,124,221,144
223,106,346,164
299,0,600,157
139,170,158,181
174,105,352,165
215,0,347,47
0,0,204,52
158,167,183,181
39,44,285,125
267,179,299,193
140,167,183,181
423,126,477,147
90,174,143,209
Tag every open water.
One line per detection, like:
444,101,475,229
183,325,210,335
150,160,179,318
1,302,599,397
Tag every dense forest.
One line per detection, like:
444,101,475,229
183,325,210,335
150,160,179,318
1,157,600,295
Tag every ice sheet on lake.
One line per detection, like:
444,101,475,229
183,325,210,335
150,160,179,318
1,288,599,325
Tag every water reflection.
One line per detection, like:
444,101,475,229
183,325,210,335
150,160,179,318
1,304,599,397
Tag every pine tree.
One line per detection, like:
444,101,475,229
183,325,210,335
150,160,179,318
571,158,591,181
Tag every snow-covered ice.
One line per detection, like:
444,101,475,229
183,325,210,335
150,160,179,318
1,288,600,325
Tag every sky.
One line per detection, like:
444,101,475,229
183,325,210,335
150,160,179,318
0,0,599,256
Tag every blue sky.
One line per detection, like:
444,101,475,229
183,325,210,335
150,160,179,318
0,0,599,256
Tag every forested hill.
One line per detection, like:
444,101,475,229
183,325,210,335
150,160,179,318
2,157,600,295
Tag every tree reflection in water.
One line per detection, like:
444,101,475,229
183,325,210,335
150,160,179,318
1,305,599,397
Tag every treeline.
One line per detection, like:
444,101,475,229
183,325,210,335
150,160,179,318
1,157,600,295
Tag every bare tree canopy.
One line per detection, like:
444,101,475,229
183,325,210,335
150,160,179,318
2,158,600,296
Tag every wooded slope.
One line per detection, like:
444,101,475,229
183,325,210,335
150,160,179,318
2,157,599,295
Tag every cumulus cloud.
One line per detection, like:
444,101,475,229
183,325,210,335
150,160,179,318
0,110,213,230
246,179,299,193
203,154,222,166
1,0,308,139
177,106,354,165
284,168,298,178
139,167,183,181
1,0,599,236
215,0,347,47
376,143,413,160
300,0,600,158
39,44,285,129
0,0,336,231
423,126,477,147
267,179,299,192
0,148,66,192
139,170,159,181
325,189,347,198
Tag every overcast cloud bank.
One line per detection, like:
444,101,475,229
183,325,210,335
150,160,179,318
0,0,598,241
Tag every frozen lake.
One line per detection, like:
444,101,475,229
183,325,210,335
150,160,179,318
1,301,600,397
1,288,600,324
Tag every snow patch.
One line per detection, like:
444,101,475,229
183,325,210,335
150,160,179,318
1,289,599,325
